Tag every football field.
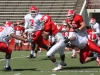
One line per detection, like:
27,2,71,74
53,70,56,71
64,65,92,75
0,51,100,75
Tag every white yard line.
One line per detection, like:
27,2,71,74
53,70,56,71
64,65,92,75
14,73,20,75
0,51,72,62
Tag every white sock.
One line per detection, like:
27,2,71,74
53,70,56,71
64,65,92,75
6,59,10,67
39,48,42,51
55,61,60,67
30,50,34,55
72,49,76,56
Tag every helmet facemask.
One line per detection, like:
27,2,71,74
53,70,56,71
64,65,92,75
66,9,75,20
30,10,38,17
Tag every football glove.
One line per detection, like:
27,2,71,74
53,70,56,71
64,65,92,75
64,38,70,43
74,28,80,33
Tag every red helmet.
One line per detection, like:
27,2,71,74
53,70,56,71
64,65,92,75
29,6,39,17
66,9,75,20
89,18,96,25
89,33,97,42
40,14,51,23
4,21,14,27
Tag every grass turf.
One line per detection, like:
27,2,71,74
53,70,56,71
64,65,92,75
0,51,100,75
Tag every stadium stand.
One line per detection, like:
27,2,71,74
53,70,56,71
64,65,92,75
86,0,100,9
0,0,79,25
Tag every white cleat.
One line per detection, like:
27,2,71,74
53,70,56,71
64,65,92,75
38,50,42,53
33,53,37,58
52,65,62,71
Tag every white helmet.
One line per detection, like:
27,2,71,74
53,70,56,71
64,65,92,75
62,20,67,26
89,18,96,25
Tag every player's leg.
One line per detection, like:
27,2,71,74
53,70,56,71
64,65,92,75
79,45,97,64
46,40,66,71
19,41,23,50
0,42,13,71
71,49,77,58
26,42,30,51
27,41,36,58
38,47,42,53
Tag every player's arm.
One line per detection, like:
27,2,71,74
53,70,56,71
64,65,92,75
42,31,50,40
78,15,86,31
19,20,25,25
79,21,86,30
64,32,76,43
10,33,26,42
95,23,100,34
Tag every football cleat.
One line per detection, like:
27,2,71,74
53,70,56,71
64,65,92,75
71,54,77,58
96,58,100,66
27,53,37,58
4,65,13,71
60,62,67,66
52,65,62,71
38,50,42,53
27,54,35,58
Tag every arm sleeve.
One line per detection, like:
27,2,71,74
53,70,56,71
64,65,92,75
94,24,100,35
24,15,29,29
9,27,15,36
78,15,84,23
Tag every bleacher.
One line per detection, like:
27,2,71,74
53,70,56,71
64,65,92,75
0,0,78,25
86,0,100,9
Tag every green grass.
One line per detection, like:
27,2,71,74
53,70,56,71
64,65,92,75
0,51,100,75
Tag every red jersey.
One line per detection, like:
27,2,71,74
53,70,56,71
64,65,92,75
66,14,83,29
43,21,61,35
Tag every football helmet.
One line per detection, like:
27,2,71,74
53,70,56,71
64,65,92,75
66,9,75,20
89,18,96,25
4,21,14,27
29,6,39,17
40,14,51,24
89,33,97,42
62,20,67,26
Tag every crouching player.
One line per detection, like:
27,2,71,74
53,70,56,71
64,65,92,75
1,21,30,71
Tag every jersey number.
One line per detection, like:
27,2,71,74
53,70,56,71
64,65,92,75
29,19,34,26
0,26,5,32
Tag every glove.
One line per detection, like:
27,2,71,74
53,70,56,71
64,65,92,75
74,28,80,33
25,38,32,42
64,38,70,43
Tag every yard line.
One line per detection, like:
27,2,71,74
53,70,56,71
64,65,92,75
14,73,20,75
0,51,72,62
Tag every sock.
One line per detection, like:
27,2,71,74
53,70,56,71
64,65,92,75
6,59,10,67
93,53,98,57
55,61,60,67
72,49,76,56
39,48,42,51
61,61,65,64
30,50,34,55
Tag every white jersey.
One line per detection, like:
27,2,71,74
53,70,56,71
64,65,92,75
0,26,14,44
91,22,100,36
24,13,43,32
68,32,88,49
